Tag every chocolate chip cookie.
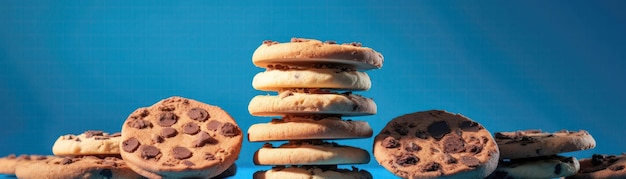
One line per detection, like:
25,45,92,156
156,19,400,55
485,155,580,179
373,110,499,178
52,130,122,157
495,129,596,159
567,153,626,179
14,156,145,179
0,154,49,174
120,96,243,179
253,165,372,179
247,115,372,141
253,141,370,165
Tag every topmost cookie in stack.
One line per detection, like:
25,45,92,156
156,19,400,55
248,38,383,179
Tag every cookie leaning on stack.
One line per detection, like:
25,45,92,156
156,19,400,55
120,96,243,179
248,38,383,178
373,110,500,179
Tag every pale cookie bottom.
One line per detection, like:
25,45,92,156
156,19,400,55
52,132,121,156
486,155,580,179
496,129,596,159
248,116,372,141
253,166,372,179
252,68,371,91
254,142,370,165
248,92,376,116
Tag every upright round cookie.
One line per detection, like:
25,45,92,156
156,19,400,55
120,96,243,179
252,38,384,70
495,129,596,159
52,130,122,157
248,115,372,141
567,153,626,179
15,156,144,179
373,110,499,179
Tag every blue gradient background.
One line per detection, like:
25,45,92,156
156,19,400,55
1,1,625,178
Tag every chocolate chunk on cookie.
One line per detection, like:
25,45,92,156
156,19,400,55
495,129,596,159
373,110,499,179
120,96,242,179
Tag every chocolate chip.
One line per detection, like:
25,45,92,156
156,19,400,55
122,138,140,153
182,122,200,135
129,119,151,129
382,136,400,148
161,127,178,138
94,136,110,140
141,145,161,160
61,158,74,165
443,135,465,153
460,156,480,167
220,122,240,137
84,130,104,138
415,130,429,139
205,153,216,161
422,162,440,172
444,154,457,164
405,143,421,152
182,160,194,166
188,108,210,122
139,109,150,117
392,122,409,135
609,165,625,171
99,169,112,178
459,121,481,131
193,132,217,147
206,121,222,131
465,144,482,154
427,121,450,140
173,147,192,159
396,154,419,166
109,133,121,137
159,105,175,111
158,112,178,127
554,163,562,174
153,135,164,143
592,154,607,165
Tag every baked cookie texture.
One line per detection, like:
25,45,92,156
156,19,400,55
567,153,626,179
14,156,145,179
495,129,596,159
252,38,384,70
485,155,580,179
248,115,372,141
252,66,372,91
248,90,377,116
52,130,122,156
0,154,49,174
373,110,499,179
120,96,242,179
253,166,372,179
253,141,370,165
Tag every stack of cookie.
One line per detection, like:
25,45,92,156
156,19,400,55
486,129,597,178
247,38,383,178
0,96,241,179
